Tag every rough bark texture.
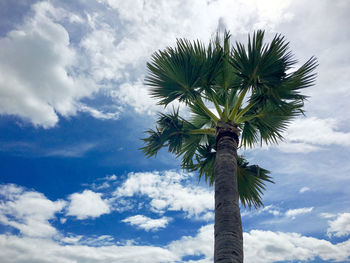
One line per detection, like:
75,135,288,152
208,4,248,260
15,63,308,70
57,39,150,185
214,121,243,263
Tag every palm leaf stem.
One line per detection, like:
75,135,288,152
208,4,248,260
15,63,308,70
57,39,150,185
211,95,224,119
196,96,219,123
223,90,230,122
238,113,264,123
235,101,258,123
188,128,216,135
228,85,249,121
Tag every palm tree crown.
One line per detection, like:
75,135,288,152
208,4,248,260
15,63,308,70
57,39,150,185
141,30,317,208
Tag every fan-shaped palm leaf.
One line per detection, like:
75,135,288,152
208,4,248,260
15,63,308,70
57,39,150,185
146,39,223,106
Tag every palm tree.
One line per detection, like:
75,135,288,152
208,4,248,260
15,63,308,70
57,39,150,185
140,30,317,263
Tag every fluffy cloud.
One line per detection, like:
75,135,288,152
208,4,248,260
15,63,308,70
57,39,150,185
0,235,178,263
244,229,350,263
77,104,120,121
242,204,281,218
168,224,213,261
327,213,350,237
114,171,214,220
254,116,350,153
280,117,350,152
320,212,337,219
104,174,117,181
0,2,117,127
1,223,350,263
0,184,65,237
299,187,310,193
66,190,110,220
285,207,314,219
122,215,171,231
110,80,160,115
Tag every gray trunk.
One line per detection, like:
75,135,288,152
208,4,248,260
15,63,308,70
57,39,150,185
214,121,243,263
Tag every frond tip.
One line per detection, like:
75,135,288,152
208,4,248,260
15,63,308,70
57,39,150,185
237,156,273,209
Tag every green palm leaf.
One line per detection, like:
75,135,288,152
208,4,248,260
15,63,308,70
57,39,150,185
145,38,223,106
237,156,273,208
186,140,273,208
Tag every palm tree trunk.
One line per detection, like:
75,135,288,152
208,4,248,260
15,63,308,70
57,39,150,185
214,121,243,263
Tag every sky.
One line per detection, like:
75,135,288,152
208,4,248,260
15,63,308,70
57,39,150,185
0,0,350,262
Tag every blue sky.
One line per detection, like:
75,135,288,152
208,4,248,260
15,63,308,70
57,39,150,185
0,0,350,262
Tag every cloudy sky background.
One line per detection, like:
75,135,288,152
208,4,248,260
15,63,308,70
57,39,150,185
0,0,350,262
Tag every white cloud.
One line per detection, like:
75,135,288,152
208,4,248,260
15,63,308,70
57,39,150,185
104,174,117,181
244,229,350,263
114,171,214,220
122,215,171,231
60,235,83,244
46,142,96,157
299,187,310,193
110,80,160,115
276,141,321,153
0,184,65,238
168,224,213,261
242,204,281,218
254,117,350,153
85,174,118,191
287,117,350,146
275,117,350,153
0,219,350,263
78,104,120,120
285,207,314,219
262,205,281,216
109,79,190,117
327,213,350,237
170,226,350,263
80,15,149,83
0,2,110,128
59,232,117,247
0,234,178,263
66,190,110,219
320,212,336,219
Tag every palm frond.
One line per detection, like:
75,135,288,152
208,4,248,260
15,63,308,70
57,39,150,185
240,121,259,148
230,30,298,95
140,127,166,157
145,39,204,105
240,99,304,147
184,136,216,185
186,140,273,208
140,109,194,157
237,156,273,208
280,56,318,101
188,102,215,129
179,134,206,170
146,38,223,106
